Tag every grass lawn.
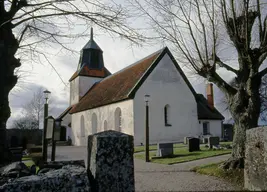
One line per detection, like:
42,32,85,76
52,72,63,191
192,162,244,188
22,153,42,173
134,143,189,153
134,141,233,153
134,146,232,164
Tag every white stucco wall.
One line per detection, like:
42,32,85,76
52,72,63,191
70,76,102,106
71,100,134,146
79,76,102,98
199,120,222,138
70,78,79,105
133,53,200,145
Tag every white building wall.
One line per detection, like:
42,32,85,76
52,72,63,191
70,78,79,105
79,76,102,98
133,53,200,146
199,120,222,138
70,76,102,106
71,100,134,146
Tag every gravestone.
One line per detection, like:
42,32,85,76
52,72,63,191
188,138,200,152
208,137,220,149
245,127,267,191
156,143,173,157
87,130,134,192
184,137,192,144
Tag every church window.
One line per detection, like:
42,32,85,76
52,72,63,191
80,115,85,137
203,122,210,135
92,113,97,134
164,105,171,126
115,108,122,131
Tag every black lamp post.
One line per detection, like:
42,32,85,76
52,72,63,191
42,89,51,162
144,94,150,162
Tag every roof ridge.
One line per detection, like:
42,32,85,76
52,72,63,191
99,47,165,83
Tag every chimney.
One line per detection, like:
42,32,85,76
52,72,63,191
206,83,214,109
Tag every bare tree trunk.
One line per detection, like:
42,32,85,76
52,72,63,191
0,21,20,164
222,83,261,169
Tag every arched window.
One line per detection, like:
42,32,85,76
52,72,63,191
114,107,122,131
164,105,171,126
104,120,108,131
92,113,97,134
80,115,85,137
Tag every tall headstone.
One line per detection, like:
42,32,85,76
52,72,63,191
245,127,267,191
188,138,200,152
87,130,135,192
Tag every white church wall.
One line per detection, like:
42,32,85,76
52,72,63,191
79,76,102,98
70,76,102,106
61,113,72,140
199,120,222,138
71,99,134,146
133,53,200,146
70,78,80,105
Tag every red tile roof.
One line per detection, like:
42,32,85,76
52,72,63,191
69,66,111,81
69,49,163,114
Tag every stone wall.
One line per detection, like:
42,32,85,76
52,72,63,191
6,129,43,148
245,127,267,191
0,165,90,192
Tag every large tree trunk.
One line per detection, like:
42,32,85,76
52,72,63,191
0,22,20,165
222,80,261,169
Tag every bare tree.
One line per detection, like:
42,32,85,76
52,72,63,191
129,0,267,169
0,0,143,164
22,87,53,129
13,116,39,129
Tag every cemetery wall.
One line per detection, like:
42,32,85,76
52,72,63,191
6,129,42,148
133,53,200,145
245,127,267,191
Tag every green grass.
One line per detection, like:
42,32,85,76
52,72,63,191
22,153,42,173
134,146,231,164
134,143,187,153
192,162,244,188
134,141,233,153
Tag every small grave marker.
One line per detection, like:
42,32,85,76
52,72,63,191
157,143,173,157
208,137,220,149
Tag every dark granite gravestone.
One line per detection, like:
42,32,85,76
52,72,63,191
188,138,200,152
208,137,220,149
87,130,134,192
156,143,173,157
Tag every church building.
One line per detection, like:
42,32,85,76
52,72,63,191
58,28,224,146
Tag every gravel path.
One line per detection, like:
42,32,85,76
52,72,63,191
48,146,240,191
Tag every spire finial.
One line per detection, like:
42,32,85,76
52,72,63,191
90,27,93,40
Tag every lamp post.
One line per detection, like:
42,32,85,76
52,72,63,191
42,89,51,162
144,94,150,162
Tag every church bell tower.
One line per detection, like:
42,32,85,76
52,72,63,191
69,28,110,105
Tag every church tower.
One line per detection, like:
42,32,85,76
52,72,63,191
69,28,110,105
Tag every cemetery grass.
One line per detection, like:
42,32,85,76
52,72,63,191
134,141,232,153
134,146,232,164
192,162,244,188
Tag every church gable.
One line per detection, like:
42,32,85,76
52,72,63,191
128,47,197,99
